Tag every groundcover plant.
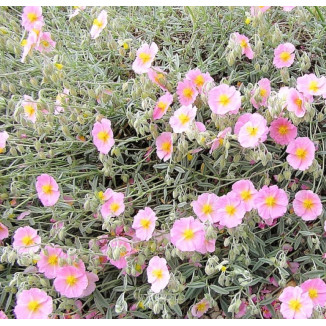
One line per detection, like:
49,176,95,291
0,5,326,320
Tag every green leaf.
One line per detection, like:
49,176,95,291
210,285,229,294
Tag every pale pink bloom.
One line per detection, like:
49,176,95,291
250,78,271,108
250,6,271,16
17,210,31,220
21,28,40,63
147,67,167,91
293,190,322,221
288,261,300,274
286,137,315,171
301,278,326,307
132,207,157,241
169,105,197,133
22,95,37,123
80,272,99,298
0,222,9,241
37,246,64,279
21,6,44,31
269,117,297,146
13,226,41,254
234,113,251,135
297,73,326,97
279,286,313,319
0,131,9,154
108,237,132,269
191,298,210,318
92,118,115,155
36,174,60,207
195,121,206,133
286,88,311,118
196,238,216,254
14,288,52,319
234,33,254,59
35,32,56,53
69,6,86,19
98,188,114,202
235,301,247,318
176,79,198,106
100,191,125,219
216,192,246,228
90,10,107,39
254,185,288,224
209,127,232,154
273,43,295,68
153,92,173,120
132,42,158,74
54,265,88,298
208,84,241,115
170,216,205,252
0,311,8,319
232,180,257,212
54,88,70,115
283,6,296,11
147,256,170,293
185,68,213,93
191,193,220,223
238,113,268,148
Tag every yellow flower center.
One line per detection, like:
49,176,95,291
55,63,63,70
161,141,171,152
24,105,35,117
42,184,53,195
295,98,302,107
246,126,258,137
0,147,5,154
140,218,151,229
245,17,251,25
110,202,120,213
22,235,34,246
48,254,58,266
295,148,307,160
219,94,230,106
260,88,267,97
225,205,236,216
303,199,314,210
139,52,151,64
93,18,103,28
157,101,167,111
135,263,142,272
240,190,252,201
194,75,205,87
183,228,194,240
280,51,291,62
123,42,129,50
278,125,289,135
178,113,190,125
97,131,110,143
308,288,318,299
202,203,213,215
66,275,77,286
221,266,227,272
41,40,50,48
152,269,163,279
27,12,38,23
196,302,207,313
182,87,194,99
98,191,105,201
309,81,319,93
240,40,248,48
21,39,28,46
154,73,164,83
289,299,302,312
32,28,40,36
28,300,41,313
265,196,276,207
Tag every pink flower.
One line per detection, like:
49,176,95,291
170,216,205,252
21,29,40,63
36,174,60,207
132,207,157,241
269,117,297,146
169,105,197,133
100,191,125,219
0,311,8,319
80,272,99,298
273,43,295,68
107,237,132,269
208,84,241,115
22,95,37,123
90,10,107,39
191,193,220,223
238,113,269,148
147,256,170,293
35,32,56,53
293,190,322,221
234,33,254,60
0,222,9,240
69,6,86,19
153,92,173,120
176,79,198,106
132,42,158,74
301,278,326,307
288,261,300,274
235,301,247,318
92,118,115,155
54,88,70,115
0,131,9,154
297,73,326,97
13,226,41,254
279,286,313,319
14,288,53,319
21,6,44,31
250,78,271,108
283,6,296,11
37,246,64,279
234,113,252,135
185,68,213,93
195,121,206,133
254,185,288,224
209,127,232,154
286,137,315,171
232,180,257,212
250,6,271,16
216,192,246,228
147,67,167,91
196,238,216,254
54,266,88,298
191,298,210,318
286,88,312,117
